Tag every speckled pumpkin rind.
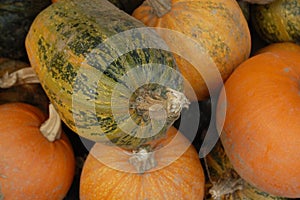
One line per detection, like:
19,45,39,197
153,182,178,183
132,0,251,101
251,0,300,43
26,0,183,150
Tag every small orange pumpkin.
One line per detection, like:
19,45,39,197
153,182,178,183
0,103,75,200
216,42,300,198
132,0,251,101
80,126,205,199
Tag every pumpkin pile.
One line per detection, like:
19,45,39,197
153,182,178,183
0,0,300,199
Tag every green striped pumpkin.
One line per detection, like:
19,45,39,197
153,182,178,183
25,0,187,150
251,0,300,44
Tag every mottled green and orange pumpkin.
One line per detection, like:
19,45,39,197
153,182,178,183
251,0,300,44
132,0,251,101
26,0,189,150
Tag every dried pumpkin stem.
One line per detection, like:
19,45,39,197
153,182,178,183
145,0,171,17
131,86,189,123
40,104,62,142
209,170,244,200
0,67,39,88
165,88,190,118
128,147,157,174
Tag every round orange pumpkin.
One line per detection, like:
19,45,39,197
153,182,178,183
132,0,251,101
0,103,75,199
216,42,300,198
80,126,205,199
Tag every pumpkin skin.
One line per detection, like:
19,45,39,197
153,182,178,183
80,126,205,200
26,0,187,150
0,103,75,200
216,42,300,198
132,0,251,101
251,0,300,44
0,0,52,61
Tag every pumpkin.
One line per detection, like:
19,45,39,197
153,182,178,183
251,0,300,44
0,58,49,112
0,103,75,199
26,0,189,150
204,139,288,199
132,0,251,101
216,42,300,198
80,126,205,199
0,0,52,61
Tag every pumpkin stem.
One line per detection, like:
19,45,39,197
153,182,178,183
128,147,157,174
131,86,189,124
165,87,190,119
209,169,244,199
40,104,62,142
145,0,171,17
0,67,39,88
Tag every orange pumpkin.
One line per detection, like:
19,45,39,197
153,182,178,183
255,42,300,56
80,126,205,199
216,42,300,198
132,0,251,101
0,103,75,199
